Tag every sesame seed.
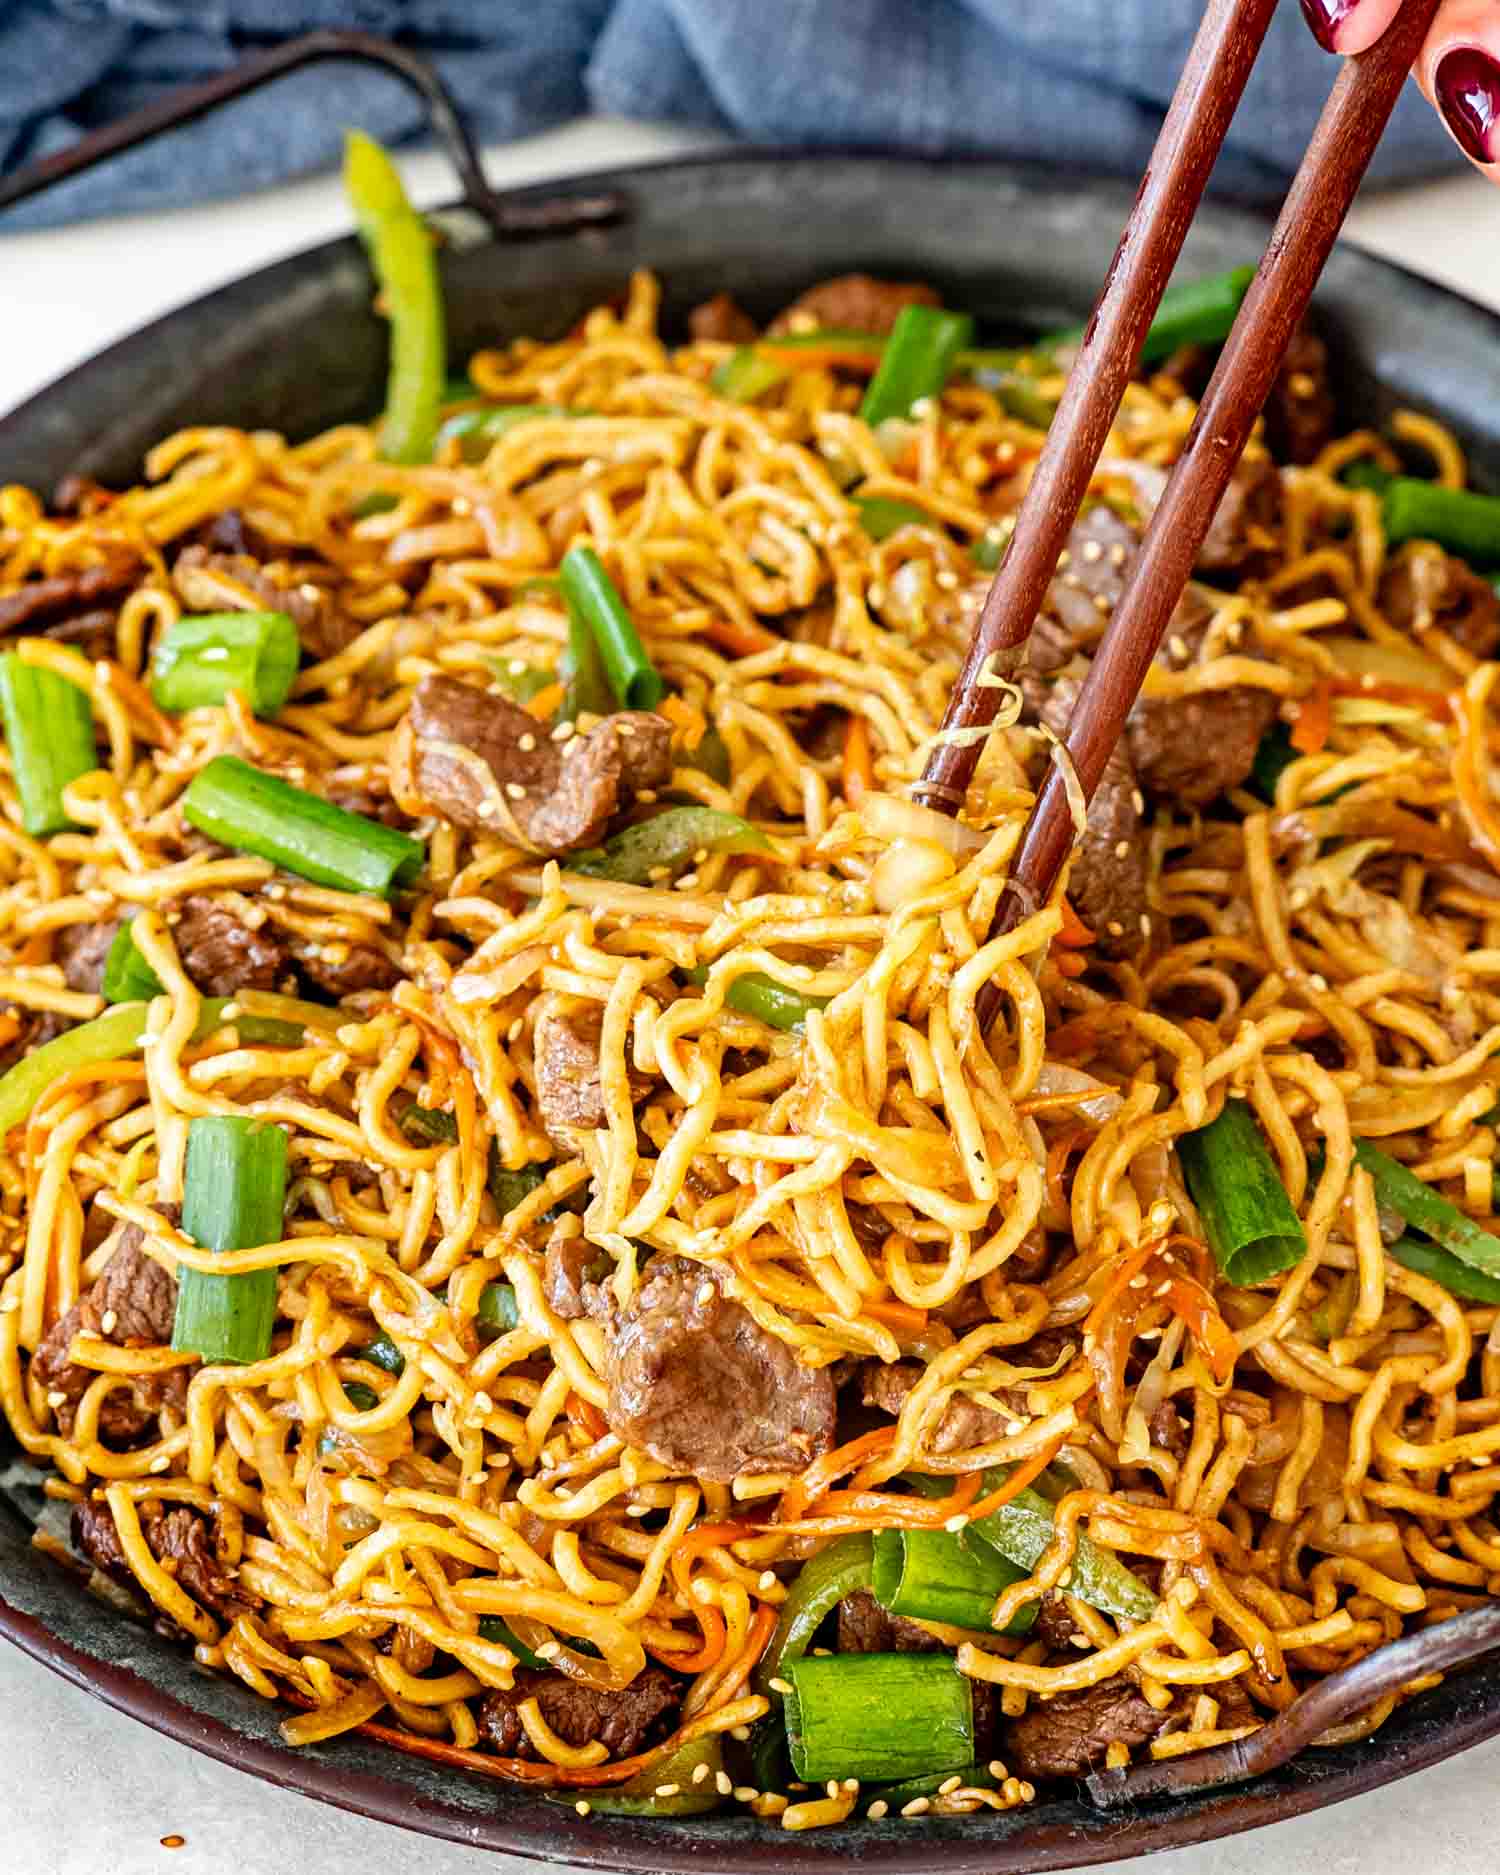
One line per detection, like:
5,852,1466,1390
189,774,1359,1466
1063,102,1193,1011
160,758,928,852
1109,543,1128,567
716,1771,733,1796
696,1281,715,1308
100,1310,118,1336
1168,635,1188,660
768,1676,793,1695
535,1641,560,1659
988,1760,1008,1779
46,1390,66,1409
1081,540,1103,563
518,733,537,753
943,1513,968,1532
505,782,527,800
841,1778,859,1793
1114,840,1130,859
551,720,576,743
574,1800,591,1816
900,1797,931,1817
729,1725,751,1741
150,1454,171,1474
654,1784,680,1798
826,1782,840,1800
936,569,959,591
1106,919,1124,937
1140,914,1152,936
757,1570,777,1591
732,1786,758,1804
867,1800,890,1819
1131,788,1145,814
692,1762,711,1785
625,1503,650,1517
1057,550,1071,569
938,1776,962,1795
507,1019,523,1043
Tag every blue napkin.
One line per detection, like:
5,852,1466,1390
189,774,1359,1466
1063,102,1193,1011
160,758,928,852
0,0,1460,228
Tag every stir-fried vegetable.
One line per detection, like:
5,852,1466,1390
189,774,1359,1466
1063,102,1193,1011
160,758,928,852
872,1762,1002,1806
858,306,976,427
1047,264,1256,365
854,496,935,541
784,1653,975,1783
435,403,568,462
357,1333,406,1376
182,756,424,898
684,965,829,1032
0,653,96,836
100,918,162,1004
572,806,769,885
750,1532,873,1785
871,1527,1036,1635
150,611,300,717
567,1732,724,1816
1381,478,1500,565
344,131,445,464
486,660,556,706
559,545,665,711
1179,1099,1308,1284
1353,1140,1500,1282
1248,721,1299,802
0,995,333,1137
171,1116,288,1364
1387,1234,1500,1304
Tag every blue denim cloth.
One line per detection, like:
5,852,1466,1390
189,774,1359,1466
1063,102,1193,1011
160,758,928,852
0,0,1460,228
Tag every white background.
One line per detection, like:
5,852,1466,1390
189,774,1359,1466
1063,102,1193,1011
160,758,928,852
3,114,1500,1875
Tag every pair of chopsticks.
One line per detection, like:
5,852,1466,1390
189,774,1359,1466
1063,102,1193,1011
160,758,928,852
919,0,1444,1031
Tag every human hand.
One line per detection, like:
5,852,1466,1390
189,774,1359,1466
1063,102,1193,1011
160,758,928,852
1300,0,1498,173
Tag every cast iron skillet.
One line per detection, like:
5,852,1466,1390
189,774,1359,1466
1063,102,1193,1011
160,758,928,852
3,122,1500,1875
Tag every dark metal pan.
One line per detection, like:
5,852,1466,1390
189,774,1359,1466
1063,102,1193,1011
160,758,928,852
2,39,1499,1871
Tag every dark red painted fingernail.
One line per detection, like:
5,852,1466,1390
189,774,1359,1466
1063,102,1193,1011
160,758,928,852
1299,0,1359,54
1436,47,1500,166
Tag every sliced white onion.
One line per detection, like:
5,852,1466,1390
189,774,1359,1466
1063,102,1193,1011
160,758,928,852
1032,1062,1124,1126
861,791,987,859
872,838,954,912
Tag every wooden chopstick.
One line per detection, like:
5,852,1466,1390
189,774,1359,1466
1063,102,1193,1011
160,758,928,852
913,0,1281,815
924,0,1443,1033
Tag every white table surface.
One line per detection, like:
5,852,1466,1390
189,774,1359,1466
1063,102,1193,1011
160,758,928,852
4,112,1500,1875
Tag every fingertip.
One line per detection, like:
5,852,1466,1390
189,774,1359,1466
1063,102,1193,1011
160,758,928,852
1417,3,1500,171
1299,0,1405,57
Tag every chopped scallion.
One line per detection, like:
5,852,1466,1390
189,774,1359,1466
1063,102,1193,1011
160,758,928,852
858,306,975,428
784,1652,974,1784
171,1115,288,1365
1179,1099,1307,1284
150,611,300,717
0,653,96,836
559,545,664,711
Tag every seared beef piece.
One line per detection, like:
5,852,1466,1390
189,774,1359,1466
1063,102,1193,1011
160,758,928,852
1004,1675,1172,1780
533,1003,651,1145
198,508,272,561
1265,318,1337,466
837,1589,945,1655
768,274,940,337
1031,507,1138,674
398,675,673,855
1125,607,1277,806
690,293,758,344
543,1222,604,1322
1379,543,1500,660
1197,455,1281,573
605,1258,836,1481
42,608,118,659
1035,1592,1084,1652
0,1004,69,1071
326,779,413,830
1030,676,1148,959
172,895,288,997
172,545,356,659
71,1499,254,1624
0,563,133,636
861,1360,1012,1455
480,1666,679,1760
149,1506,256,1623
289,936,400,997
1150,1398,1191,1460
32,1225,185,1441
55,919,118,995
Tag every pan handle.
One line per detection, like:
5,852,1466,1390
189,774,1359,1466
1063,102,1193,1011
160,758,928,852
1086,1599,1500,1810
0,28,625,239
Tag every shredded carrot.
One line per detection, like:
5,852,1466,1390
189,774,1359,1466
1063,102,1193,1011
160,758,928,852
654,1598,726,1675
961,1430,1069,1522
1289,681,1333,754
659,694,707,751
1055,894,1095,948
863,1297,928,1333
754,342,880,375
1045,1125,1091,1217
1161,1272,1238,1384
523,682,564,722
1051,949,1088,979
842,714,874,803
665,1521,755,1674
778,1426,896,1527
566,1393,608,1443
1327,675,1454,717
796,1467,983,1532
704,617,779,659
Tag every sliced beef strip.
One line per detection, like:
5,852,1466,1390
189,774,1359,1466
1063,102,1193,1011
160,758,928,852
543,1221,606,1321
289,935,400,997
171,895,289,997
689,293,758,344
32,1224,186,1442
861,1359,1013,1455
398,674,673,855
1124,605,1277,806
480,1665,679,1760
1379,542,1500,660
768,274,940,337
55,919,118,995
0,562,134,636
196,508,273,561
172,545,357,659
1150,1398,1191,1460
533,1002,652,1145
52,475,115,518
71,1499,254,1624
1029,675,1148,959
1034,1592,1085,1652
0,1004,70,1072
1003,1675,1173,1781
1031,507,1140,674
1264,317,1337,466
837,1589,945,1655
1197,454,1281,574
605,1258,836,1481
